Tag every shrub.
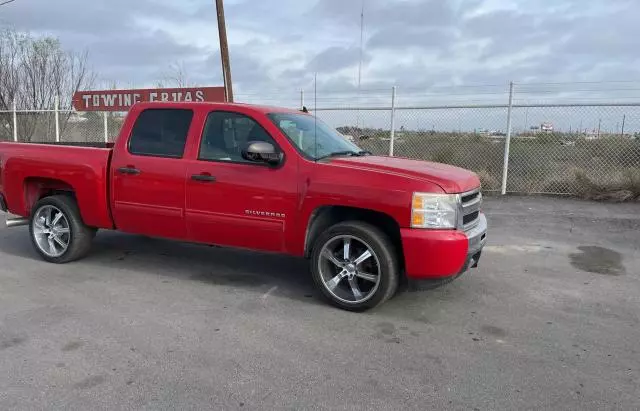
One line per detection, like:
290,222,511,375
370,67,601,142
572,168,640,202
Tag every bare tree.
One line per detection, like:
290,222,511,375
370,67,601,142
0,28,95,141
160,61,193,88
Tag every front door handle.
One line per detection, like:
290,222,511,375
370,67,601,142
191,174,216,182
117,166,140,175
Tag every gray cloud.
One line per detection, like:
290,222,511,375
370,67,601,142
312,0,456,28
0,0,183,34
307,46,371,73
0,0,639,101
367,26,455,50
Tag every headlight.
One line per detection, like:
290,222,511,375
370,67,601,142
411,193,458,229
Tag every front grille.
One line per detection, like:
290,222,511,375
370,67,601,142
461,191,480,203
463,211,479,225
459,188,482,230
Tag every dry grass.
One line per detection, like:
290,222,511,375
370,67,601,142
476,170,500,192
572,168,640,202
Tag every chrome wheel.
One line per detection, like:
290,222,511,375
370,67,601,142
318,235,381,304
32,205,71,258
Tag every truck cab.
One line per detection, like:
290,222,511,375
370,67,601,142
0,102,486,311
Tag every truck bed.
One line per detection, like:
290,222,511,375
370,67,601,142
0,142,114,229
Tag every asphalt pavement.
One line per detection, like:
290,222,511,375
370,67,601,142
0,196,639,410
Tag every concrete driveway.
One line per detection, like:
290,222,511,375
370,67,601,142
0,196,638,410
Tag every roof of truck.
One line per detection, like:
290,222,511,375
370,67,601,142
132,101,310,115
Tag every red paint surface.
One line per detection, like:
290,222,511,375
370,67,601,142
72,87,225,111
400,228,469,278
0,143,113,228
0,101,483,274
330,156,480,194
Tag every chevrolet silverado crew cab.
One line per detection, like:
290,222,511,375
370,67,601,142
0,102,486,311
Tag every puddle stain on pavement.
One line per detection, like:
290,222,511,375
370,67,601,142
569,246,625,276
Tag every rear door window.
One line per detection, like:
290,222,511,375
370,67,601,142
128,109,193,158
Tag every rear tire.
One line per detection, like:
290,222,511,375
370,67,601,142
29,195,95,263
311,221,399,311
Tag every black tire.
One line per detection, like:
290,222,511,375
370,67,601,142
310,221,399,311
29,195,96,263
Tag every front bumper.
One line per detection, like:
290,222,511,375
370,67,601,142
457,214,487,274
401,213,487,280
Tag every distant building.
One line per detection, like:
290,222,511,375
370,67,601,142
585,130,599,140
541,122,554,133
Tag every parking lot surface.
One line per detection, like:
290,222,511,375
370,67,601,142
1,196,639,410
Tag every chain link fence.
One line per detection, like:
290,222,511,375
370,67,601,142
0,110,123,143
310,84,640,198
3,83,640,198
313,103,640,195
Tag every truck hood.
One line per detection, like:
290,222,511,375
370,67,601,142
328,156,480,193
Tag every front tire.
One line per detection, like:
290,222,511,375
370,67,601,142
29,195,95,263
311,221,399,311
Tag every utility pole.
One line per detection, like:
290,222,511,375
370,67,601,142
215,0,233,102
597,118,601,139
621,114,626,137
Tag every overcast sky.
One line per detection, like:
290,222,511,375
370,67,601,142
2,0,640,126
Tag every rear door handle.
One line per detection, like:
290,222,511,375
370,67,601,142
191,174,216,182
117,167,140,175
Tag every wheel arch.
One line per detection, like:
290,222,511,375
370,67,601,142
24,177,76,215
304,205,405,269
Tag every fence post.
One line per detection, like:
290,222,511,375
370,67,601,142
54,96,60,143
389,86,397,156
300,90,304,110
103,112,109,143
12,98,18,142
500,82,514,195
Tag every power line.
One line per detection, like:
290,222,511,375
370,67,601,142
516,88,640,93
0,0,16,6
515,80,640,86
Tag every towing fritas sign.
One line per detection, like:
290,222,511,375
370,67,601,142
72,87,226,111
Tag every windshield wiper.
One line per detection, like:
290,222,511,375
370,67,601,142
316,150,370,161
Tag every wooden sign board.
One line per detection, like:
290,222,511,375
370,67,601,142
72,87,226,111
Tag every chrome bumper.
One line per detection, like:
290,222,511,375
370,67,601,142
466,213,487,258
457,213,487,272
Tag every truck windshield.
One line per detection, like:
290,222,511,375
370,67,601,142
267,113,365,160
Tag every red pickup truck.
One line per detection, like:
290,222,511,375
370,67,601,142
0,102,486,311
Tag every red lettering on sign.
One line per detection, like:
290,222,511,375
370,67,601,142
72,87,226,111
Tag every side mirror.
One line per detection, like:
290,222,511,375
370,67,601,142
241,141,282,166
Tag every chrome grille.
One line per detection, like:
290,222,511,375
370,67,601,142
459,188,482,231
